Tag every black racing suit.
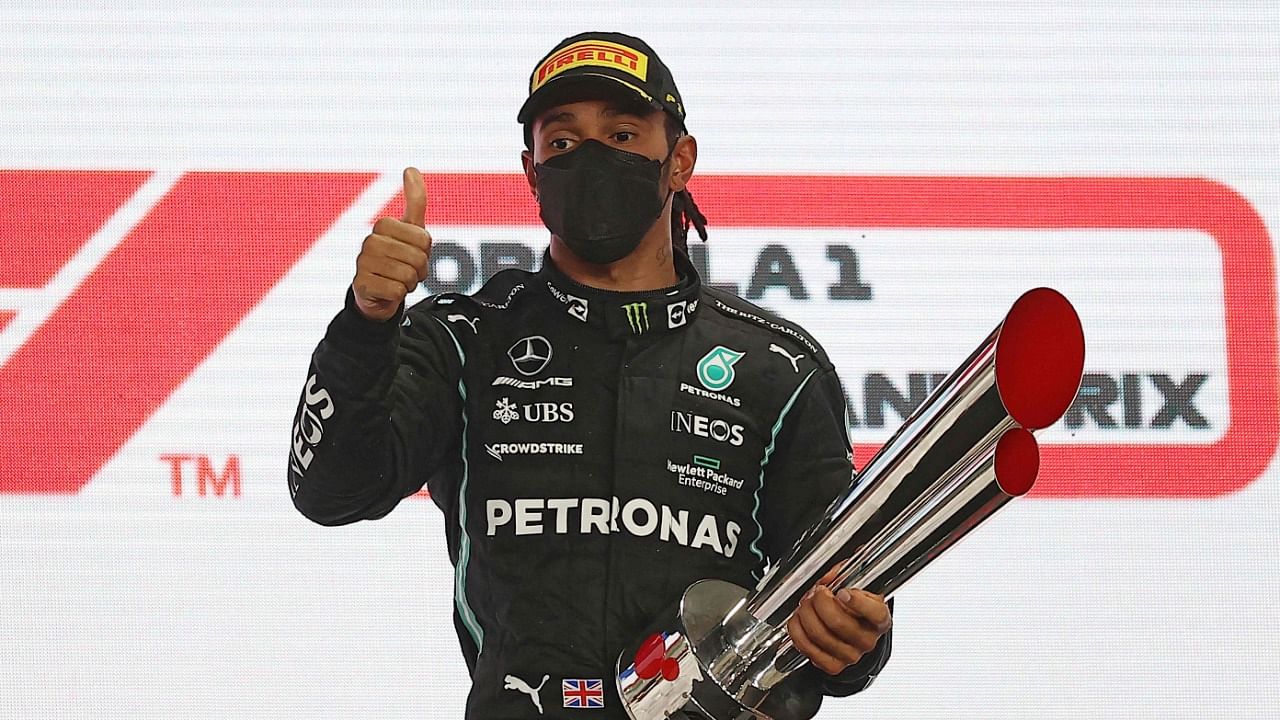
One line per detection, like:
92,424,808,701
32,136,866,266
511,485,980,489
289,251,892,719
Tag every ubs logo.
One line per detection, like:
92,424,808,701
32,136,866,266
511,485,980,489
508,335,553,376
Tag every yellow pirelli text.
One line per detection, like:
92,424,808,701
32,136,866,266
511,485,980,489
532,40,649,91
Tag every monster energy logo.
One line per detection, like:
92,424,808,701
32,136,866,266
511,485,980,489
623,302,649,334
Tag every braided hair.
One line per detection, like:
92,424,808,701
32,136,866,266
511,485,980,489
671,188,708,255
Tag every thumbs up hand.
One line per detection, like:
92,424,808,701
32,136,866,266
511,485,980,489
352,167,433,322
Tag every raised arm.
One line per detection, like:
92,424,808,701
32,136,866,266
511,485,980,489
288,167,463,525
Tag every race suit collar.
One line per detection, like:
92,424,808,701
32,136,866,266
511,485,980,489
536,248,703,339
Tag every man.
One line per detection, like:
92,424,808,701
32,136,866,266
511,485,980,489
289,31,892,719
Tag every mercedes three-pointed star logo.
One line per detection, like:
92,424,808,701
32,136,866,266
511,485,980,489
507,335,553,376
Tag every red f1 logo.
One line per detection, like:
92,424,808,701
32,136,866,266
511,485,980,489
0,170,376,494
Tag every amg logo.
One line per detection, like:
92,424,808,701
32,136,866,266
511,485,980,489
671,410,745,446
493,376,574,390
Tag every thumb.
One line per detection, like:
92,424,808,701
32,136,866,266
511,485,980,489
401,166,426,227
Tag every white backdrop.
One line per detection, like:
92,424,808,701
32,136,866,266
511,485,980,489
2,2,1278,718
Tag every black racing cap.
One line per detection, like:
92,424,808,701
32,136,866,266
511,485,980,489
517,32,687,130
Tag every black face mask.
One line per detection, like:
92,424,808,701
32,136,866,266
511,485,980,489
534,139,671,265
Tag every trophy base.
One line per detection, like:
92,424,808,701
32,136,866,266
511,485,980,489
616,579,819,720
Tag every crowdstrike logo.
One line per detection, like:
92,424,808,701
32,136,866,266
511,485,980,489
508,335,553,376
484,442,585,461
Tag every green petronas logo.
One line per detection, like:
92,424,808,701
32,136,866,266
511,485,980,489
697,345,745,391
623,302,649,334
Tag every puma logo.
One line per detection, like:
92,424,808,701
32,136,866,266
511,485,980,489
447,314,479,333
768,343,804,373
503,673,549,715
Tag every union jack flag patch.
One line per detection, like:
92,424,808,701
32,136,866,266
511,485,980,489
562,678,605,708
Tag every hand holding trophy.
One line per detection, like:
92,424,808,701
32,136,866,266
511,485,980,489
616,288,1087,720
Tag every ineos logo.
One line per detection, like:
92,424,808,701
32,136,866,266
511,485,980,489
508,335,553,376
670,410,745,447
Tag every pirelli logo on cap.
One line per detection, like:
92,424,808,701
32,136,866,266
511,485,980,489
532,40,649,92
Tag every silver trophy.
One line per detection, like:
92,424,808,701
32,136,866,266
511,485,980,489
616,287,1086,719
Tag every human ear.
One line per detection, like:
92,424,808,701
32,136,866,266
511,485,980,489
668,134,697,192
521,149,537,199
